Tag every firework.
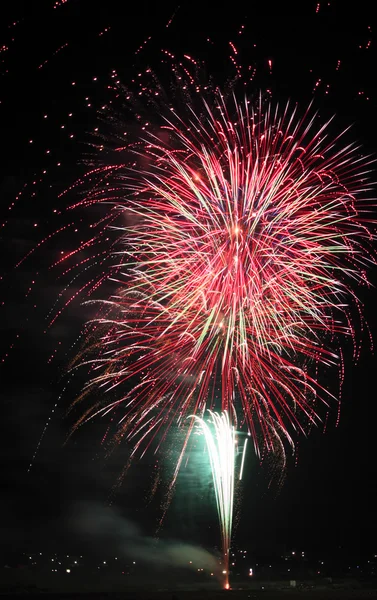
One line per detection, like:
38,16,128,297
0,3,376,591
75,93,374,461
191,410,247,589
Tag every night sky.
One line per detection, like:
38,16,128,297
1,0,377,569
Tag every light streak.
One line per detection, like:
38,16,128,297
191,410,248,589
239,437,248,481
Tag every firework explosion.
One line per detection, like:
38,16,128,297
74,93,374,464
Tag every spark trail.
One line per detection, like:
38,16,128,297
191,410,246,589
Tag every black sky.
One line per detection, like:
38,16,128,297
0,0,377,565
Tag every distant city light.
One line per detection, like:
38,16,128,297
15,548,376,582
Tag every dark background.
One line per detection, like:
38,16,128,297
0,0,376,569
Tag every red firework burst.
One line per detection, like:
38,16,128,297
68,92,375,458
